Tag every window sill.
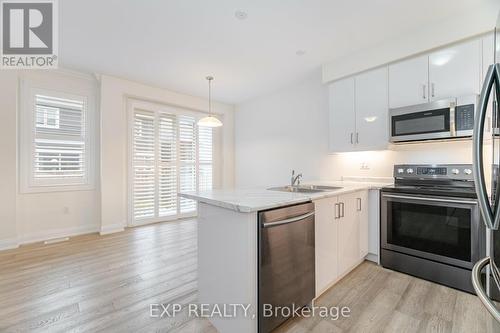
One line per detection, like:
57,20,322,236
20,183,95,194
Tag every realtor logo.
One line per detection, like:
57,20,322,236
1,0,58,68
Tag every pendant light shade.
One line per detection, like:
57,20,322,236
198,76,223,127
198,115,223,127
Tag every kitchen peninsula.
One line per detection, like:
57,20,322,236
179,180,389,333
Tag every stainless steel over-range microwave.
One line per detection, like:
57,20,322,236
389,95,478,143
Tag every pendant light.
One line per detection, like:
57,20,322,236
197,76,223,127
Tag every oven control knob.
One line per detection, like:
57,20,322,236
451,168,460,175
406,168,414,174
397,168,404,174
464,168,472,175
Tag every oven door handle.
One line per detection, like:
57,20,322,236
382,193,477,205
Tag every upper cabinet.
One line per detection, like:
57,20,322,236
482,33,494,80
428,39,481,100
330,36,484,152
328,77,356,152
389,39,481,109
388,55,429,108
355,67,388,151
328,67,388,152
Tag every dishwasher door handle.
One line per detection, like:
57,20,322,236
262,211,315,228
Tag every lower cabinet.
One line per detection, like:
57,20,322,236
314,196,339,295
314,190,369,296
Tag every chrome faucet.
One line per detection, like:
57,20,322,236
290,170,303,187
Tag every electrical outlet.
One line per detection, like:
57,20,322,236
360,162,370,170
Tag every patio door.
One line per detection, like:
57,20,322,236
128,99,214,226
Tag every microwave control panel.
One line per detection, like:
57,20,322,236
455,104,475,131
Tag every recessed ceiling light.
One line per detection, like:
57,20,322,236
235,10,248,20
296,50,306,56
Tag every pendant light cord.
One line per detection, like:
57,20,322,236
207,76,213,117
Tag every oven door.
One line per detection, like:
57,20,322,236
381,192,482,269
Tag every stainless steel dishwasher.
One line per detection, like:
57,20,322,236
258,202,315,333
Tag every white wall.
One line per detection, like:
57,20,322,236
0,70,234,249
0,70,101,249
235,70,333,188
0,71,19,249
322,1,500,83
100,75,235,233
235,70,476,187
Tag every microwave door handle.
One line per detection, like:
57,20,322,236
473,63,500,230
450,101,456,137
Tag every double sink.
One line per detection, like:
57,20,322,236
268,184,343,193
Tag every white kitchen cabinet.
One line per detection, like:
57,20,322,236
337,191,361,275
328,68,388,152
328,77,356,152
314,189,369,297
482,33,494,139
482,33,495,79
355,67,388,150
389,55,429,108
314,197,338,296
356,190,369,260
367,190,380,263
429,39,481,100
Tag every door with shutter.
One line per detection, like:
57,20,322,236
129,100,215,226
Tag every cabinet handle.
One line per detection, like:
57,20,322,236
334,203,339,219
357,198,362,211
422,84,426,99
350,133,353,144
340,202,345,217
356,132,359,144
431,83,435,98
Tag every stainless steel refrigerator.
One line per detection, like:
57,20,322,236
472,10,500,322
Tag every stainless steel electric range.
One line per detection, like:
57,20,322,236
380,164,486,293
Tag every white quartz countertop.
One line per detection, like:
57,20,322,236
178,180,392,213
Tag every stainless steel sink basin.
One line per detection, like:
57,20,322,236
267,185,343,193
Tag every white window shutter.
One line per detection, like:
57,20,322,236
132,112,156,219
198,125,213,191
130,103,215,223
33,94,87,182
178,116,197,213
158,114,177,217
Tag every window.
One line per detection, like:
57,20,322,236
130,101,216,224
20,84,94,192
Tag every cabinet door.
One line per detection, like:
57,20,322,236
314,197,338,296
388,55,429,108
337,192,360,275
355,67,388,150
429,39,481,100
328,77,356,152
482,33,494,139
356,190,369,260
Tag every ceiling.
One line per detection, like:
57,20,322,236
60,0,496,104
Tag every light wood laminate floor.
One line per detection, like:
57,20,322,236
0,219,499,332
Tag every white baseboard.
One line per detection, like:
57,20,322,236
100,223,125,235
0,237,19,251
0,225,100,252
18,225,100,246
